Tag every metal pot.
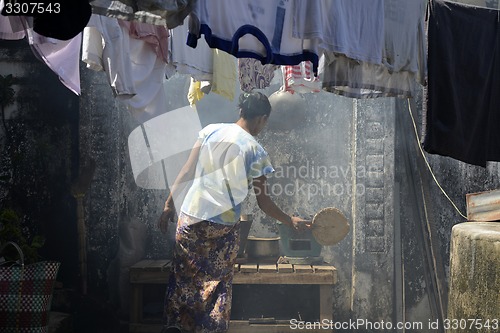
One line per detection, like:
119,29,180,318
245,236,280,258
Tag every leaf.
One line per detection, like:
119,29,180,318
0,208,20,224
31,234,46,249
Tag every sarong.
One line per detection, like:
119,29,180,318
163,213,240,333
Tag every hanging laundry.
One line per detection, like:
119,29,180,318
281,61,320,94
0,0,25,40
167,16,213,81
82,15,169,123
124,21,169,63
238,58,278,93
321,53,420,98
170,17,236,103
26,28,82,95
211,49,237,101
187,77,205,107
0,17,24,40
90,0,197,29
451,0,500,9
423,0,500,166
0,0,84,94
382,0,427,76
1,1,90,40
187,0,319,73
119,20,170,122
82,15,136,97
292,0,384,65
321,0,427,98
184,50,236,105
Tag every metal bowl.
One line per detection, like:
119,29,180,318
245,236,280,258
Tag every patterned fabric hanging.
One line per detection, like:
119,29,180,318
282,61,321,94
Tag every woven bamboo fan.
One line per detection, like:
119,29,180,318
311,207,350,246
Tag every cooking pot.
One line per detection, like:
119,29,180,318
245,236,280,258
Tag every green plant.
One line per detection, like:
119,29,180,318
0,208,45,264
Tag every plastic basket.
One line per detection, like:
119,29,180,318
0,241,60,333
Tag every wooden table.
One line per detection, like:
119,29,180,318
129,260,337,333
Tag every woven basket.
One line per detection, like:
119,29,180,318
0,241,60,333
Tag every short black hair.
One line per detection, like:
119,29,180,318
238,92,272,120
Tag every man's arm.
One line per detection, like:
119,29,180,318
158,140,201,233
253,175,310,230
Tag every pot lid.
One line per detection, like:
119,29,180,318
311,207,350,246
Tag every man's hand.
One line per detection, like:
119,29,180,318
290,216,312,231
157,206,176,234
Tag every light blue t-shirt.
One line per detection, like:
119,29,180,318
180,123,274,225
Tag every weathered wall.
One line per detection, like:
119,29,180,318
245,87,397,326
0,40,79,284
256,90,358,323
395,91,500,331
78,67,173,301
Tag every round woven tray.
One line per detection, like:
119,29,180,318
311,207,350,246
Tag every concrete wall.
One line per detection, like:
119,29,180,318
0,40,79,285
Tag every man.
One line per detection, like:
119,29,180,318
158,91,310,333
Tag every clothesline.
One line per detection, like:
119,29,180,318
1,0,500,167
0,0,427,100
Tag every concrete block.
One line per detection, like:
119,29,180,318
447,222,500,333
